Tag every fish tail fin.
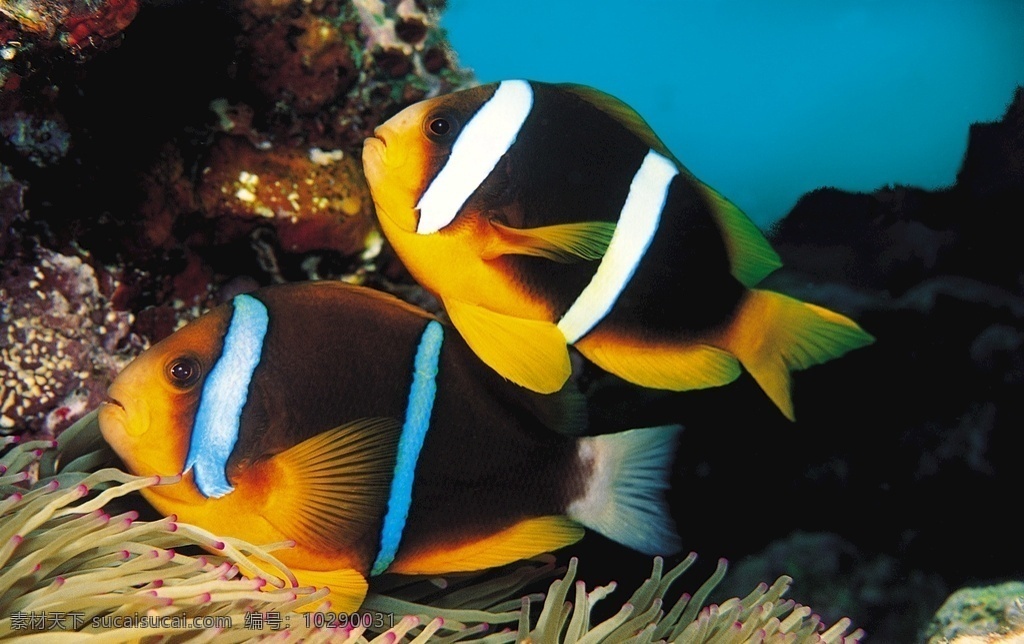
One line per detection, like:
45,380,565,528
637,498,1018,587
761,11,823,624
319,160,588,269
724,289,875,421
567,425,683,555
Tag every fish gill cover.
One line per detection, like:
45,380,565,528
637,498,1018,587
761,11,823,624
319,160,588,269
1,0,1023,642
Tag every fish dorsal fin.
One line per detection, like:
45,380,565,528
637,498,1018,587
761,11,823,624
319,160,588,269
317,281,439,322
259,418,403,554
523,382,589,435
444,298,571,394
389,516,584,575
558,83,679,164
483,220,616,263
699,184,782,286
559,83,782,286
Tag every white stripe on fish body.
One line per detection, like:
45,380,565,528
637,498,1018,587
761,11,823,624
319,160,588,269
371,320,445,575
557,149,679,344
185,294,269,498
415,80,534,235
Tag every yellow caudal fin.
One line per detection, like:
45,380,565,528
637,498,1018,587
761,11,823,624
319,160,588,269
483,220,616,263
445,298,571,394
292,567,368,613
722,289,875,421
388,516,584,575
575,331,742,391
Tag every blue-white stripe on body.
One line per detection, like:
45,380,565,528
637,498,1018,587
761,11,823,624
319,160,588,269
371,320,445,575
557,150,679,344
415,80,534,235
185,294,269,498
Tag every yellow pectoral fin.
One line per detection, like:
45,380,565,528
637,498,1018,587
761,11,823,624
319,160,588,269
576,332,742,392
445,298,571,394
389,516,585,575
257,418,403,554
291,568,369,613
483,220,616,263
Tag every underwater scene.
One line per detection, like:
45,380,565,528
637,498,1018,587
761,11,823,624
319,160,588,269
2,1,1023,642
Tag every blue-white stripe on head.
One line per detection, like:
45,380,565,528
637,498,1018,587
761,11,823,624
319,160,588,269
371,320,444,575
184,294,269,498
557,149,679,344
415,80,534,235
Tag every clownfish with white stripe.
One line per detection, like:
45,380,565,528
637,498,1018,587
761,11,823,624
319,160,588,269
97,281,682,611
362,80,874,420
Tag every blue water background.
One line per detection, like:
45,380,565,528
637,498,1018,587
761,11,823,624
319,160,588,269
441,1,1024,228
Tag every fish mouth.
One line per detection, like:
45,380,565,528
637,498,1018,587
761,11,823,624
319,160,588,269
364,134,386,154
102,395,125,411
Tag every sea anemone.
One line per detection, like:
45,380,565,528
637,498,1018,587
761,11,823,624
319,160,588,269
0,411,864,642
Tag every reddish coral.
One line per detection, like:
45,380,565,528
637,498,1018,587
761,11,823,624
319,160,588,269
197,135,375,255
136,144,198,250
243,13,357,114
62,0,138,50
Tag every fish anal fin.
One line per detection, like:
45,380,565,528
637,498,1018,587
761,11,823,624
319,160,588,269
575,331,741,392
291,567,368,613
720,289,875,421
445,298,571,394
389,516,584,575
699,184,782,287
256,418,403,554
483,220,616,263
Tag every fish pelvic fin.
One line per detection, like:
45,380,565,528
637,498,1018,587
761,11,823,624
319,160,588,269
483,220,616,263
722,289,876,421
575,332,742,391
445,298,571,394
567,425,683,556
291,567,368,613
388,516,584,575
258,418,403,554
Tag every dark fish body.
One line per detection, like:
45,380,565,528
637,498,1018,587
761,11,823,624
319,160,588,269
363,80,874,420
98,281,681,610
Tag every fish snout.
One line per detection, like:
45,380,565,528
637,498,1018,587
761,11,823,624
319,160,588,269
100,382,150,438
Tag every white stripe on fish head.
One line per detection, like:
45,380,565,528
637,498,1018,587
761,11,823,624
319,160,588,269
184,294,269,498
415,80,534,235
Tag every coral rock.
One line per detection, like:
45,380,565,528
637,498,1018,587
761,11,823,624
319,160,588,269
0,249,143,437
62,0,138,50
197,135,375,255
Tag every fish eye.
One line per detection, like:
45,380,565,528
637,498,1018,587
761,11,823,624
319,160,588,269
167,356,202,389
424,112,459,142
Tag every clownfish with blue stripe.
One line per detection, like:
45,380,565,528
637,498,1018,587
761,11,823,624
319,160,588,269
362,80,874,420
97,281,682,612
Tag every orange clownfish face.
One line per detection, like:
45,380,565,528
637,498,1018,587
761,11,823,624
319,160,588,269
98,305,232,505
361,83,513,236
